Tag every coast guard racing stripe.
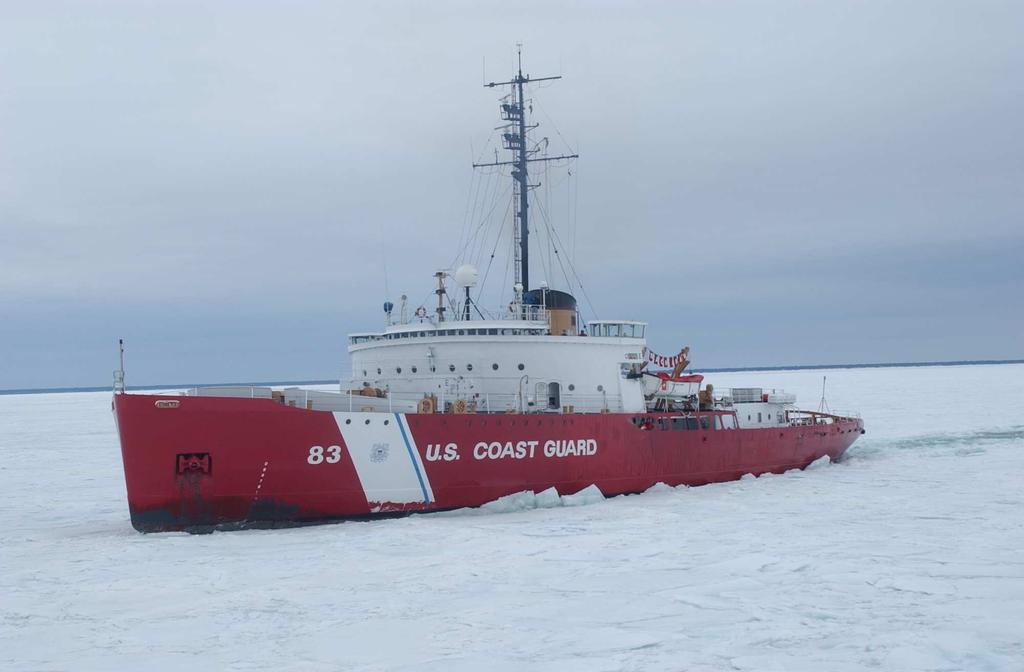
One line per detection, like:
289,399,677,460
332,412,433,507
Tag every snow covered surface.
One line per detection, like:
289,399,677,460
2,364,1023,671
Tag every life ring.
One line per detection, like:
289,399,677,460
414,306,427,318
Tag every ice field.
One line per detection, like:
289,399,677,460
2,364,1023,671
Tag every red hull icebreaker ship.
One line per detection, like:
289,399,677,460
112,53,864,532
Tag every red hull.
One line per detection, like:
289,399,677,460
113,393,864,532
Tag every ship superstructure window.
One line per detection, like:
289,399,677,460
587,321,647,338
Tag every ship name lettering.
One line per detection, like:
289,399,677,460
468,439,598,460
472,440,538,461
543,439,598,458
425,443,460,462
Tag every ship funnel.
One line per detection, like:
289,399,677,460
523,288,578,336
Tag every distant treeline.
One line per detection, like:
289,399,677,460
691,359,1024,374
3,359,1023,396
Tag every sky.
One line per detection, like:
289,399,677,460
1,1,1022,390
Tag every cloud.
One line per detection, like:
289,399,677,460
1,1,1022,388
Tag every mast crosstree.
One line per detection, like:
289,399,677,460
473,47,578,293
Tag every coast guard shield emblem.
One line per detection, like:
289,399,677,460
370,442,390,463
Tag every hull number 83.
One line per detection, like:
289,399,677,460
308,445,342,465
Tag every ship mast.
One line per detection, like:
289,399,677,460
473,46,578,293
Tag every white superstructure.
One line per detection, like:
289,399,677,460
347,316,650,414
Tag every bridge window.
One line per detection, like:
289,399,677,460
587,322,646,338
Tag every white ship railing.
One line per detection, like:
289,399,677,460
184,382,622,414
786,409,861,425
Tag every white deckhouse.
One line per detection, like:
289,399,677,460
347,283,649,415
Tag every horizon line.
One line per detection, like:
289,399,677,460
2,358,1022,396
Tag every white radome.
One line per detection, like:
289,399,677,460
454,264,479,287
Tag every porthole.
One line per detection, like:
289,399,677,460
449,364,456,372
364,419,370,425
377,368,382,375
411,366,418,373
396,367,402,374
467,364,473,371
597,385,604,392
345,419,352,425
384,419,389,425
492,363,499,371
518,363,525,371
430,365,436,373
568,384,575,391
362,370,367,376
